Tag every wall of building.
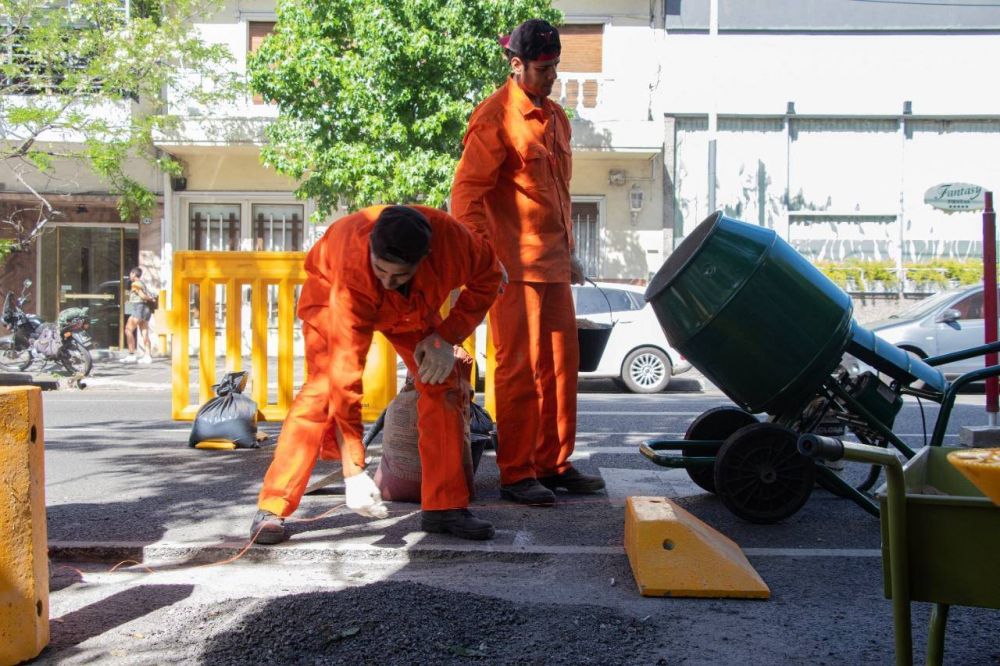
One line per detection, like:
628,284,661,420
671,115,1000,264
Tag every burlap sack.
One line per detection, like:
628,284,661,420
374,381,476,503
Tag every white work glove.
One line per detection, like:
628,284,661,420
344,472,389,519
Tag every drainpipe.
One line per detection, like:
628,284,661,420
707,0,718,215
160,161,173,356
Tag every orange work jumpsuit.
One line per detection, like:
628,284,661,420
258,205,502,516
451,77,579,486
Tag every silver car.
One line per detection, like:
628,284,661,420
844,284,997,378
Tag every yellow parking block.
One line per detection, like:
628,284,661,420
624,496,770,599
0,386,49,665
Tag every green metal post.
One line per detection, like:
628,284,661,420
926,603,949,666
807,440,912,665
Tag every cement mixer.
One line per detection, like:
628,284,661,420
640,212,1000,523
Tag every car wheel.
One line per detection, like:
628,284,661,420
621,346,671,393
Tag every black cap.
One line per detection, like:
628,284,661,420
500,19,560,63
369,206,432,265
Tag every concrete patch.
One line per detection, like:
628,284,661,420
598,466,706,506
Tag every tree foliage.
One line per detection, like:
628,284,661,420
250,0,559,216
0,0,239,252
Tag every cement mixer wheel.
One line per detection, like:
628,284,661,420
682,407,759,493
714,422,816,524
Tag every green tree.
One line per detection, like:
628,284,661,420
0,0,239,261
249,0,559,216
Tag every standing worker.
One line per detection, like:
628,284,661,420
251,205,503,543
451,19,605,506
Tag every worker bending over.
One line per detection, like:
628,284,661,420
252,205,502,542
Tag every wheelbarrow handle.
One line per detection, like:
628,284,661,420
797,434,845,462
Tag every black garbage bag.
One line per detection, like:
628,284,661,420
470,400,496,462
189,371,260,449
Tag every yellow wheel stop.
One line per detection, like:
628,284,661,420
624,496,770,599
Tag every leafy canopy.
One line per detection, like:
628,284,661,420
250,0,559,216
0,0,239,255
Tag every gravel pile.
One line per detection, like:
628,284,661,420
199,580,662,665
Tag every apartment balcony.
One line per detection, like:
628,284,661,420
152,115,272,158
555,73,662,156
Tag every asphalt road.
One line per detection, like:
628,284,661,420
27,363,1000,665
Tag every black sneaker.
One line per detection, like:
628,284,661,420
250,509,288,545
499,478,556,506
538,467,606,494
421,509,495,540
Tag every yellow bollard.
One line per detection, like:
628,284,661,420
361,332,397,422
484,319,497,420
0,386,48,664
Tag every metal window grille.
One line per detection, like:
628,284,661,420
189,204,241,251
251,204,304,251
572,201,601,278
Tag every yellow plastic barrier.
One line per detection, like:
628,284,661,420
624,496,770,599
0,386,48,664
165,251,396,422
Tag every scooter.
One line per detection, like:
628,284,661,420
0,279,93,376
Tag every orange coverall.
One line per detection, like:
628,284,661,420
451,77,579,485
258,205,502,515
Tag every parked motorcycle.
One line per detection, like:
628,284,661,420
0,279,94,376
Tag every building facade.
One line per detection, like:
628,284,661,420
5,0,1000,351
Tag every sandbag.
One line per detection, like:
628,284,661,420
189,371,260,449
373,381,480,503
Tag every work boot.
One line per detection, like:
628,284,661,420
250,509,288,545
538,467,606,494
421,508,495,540
499,478,556,506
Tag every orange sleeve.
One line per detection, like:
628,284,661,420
435,227,502,345
314,219,381,454
450,115,507,245
324,279,376,454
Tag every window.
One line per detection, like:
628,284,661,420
574,286,641,316
189,204,241,251
252,204,304,251
952,291,998,321
572,201,601,278
574,286,608,316
249,21,276,105
603,288,642,313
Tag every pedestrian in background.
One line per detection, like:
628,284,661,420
450,19,605,506
251,205,503,544
122,266,155,364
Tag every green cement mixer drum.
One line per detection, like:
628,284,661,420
644,212,853,415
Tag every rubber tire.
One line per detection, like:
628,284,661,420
713,422,815,524
60,343,93,376
621,346,672,393
682,407,759,493
0,349,34,372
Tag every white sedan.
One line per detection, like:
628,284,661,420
475,282,692,393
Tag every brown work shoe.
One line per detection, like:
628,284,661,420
250,509,288,545
421,509,495,540
500,478,556,506
538,467,606,494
